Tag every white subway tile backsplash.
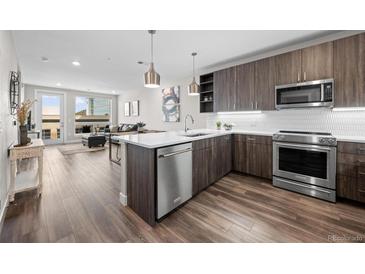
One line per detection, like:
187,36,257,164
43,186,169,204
207,108,365,137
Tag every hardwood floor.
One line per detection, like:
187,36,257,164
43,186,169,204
1,144,365,243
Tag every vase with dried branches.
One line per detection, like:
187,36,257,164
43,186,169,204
16,99,36,146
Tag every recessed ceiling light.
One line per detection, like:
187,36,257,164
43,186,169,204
56,83,61,87
41,57,49,62
111,90,116,94
72,61,81,66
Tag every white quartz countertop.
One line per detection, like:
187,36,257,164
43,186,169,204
111,129,273,149
111,128,365,148
334,135,365,143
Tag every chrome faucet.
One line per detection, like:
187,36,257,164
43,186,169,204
184,114,194,133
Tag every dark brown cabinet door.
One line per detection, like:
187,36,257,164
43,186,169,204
232,134,247,173
215,135,232,178
236,62,255,110
246,142,260,177
233,135,272,179
334,33,365,107
301,42,333,81
255,57,275,110
214,67,236,111
259,144,273,179
274,50,302,85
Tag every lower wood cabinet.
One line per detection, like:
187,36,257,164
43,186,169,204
233,134,272,179
126,144,156,226
337,141,365,203
192,135,232,195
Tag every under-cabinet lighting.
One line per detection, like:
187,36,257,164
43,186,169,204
217,111,262,115
332,107,365,112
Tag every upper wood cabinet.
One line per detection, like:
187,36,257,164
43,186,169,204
334,33,365,107
255,57,276,110
236,62,255,110
274,50,302,85
275,43,333,85
301,42,333,81
214,67,236,112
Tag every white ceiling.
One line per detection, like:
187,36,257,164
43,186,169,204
12,30,339,95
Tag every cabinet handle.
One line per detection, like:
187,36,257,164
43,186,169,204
251,102,253,109
357,148,365,154
297,72,300,82
247,138,256,141
255,101,258,109
303,71,306,81
358,171,365,176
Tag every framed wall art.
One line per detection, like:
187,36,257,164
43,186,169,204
131,100,139,116
124,102,130,117
162,86,180,122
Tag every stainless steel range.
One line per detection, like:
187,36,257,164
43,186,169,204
272,130,337,202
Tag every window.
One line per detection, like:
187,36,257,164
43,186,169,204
75,96,111,134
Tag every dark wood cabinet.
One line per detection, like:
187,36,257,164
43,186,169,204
274,50,302,86
301,42,333,81
199,73,214,113
334,33,365,107
232,134,272,179
192,135,232,195
214,67,236,112
215,135,232,178
233,134,248,173
254,57,276,110
208,33,365,112
127,144,156,226
236,62,255,110
337,141,365,203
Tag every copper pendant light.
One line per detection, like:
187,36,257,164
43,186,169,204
188,52,200,96
144,30,160,88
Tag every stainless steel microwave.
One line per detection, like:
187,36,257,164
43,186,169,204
275,79,334,110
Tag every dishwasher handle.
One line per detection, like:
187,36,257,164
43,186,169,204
158,148,192,158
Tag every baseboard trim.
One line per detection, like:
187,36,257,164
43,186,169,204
0,194,9,236
119,192,127,206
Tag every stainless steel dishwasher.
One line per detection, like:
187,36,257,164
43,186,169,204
157,142,192,219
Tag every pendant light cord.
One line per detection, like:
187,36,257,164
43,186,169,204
150,32,154,63
193,54,195,78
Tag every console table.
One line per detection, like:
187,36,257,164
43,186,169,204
9,139,45,202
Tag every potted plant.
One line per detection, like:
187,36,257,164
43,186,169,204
223,122,235,131
16,99,36,146
136,122,146,133
216,121,222,130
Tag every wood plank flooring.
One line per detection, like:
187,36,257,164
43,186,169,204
1,144,365,243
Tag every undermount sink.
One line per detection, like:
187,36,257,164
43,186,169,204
181,133,211,138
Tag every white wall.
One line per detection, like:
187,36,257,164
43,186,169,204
24,84,118,142
117,77,209,131
0,31,19,226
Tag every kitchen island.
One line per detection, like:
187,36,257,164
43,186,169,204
112,129,273,226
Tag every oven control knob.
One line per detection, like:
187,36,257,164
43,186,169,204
319,138,327,144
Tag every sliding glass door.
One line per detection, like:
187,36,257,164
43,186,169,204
36,92,64,144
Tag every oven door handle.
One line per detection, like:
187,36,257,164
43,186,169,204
274,142,333,152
